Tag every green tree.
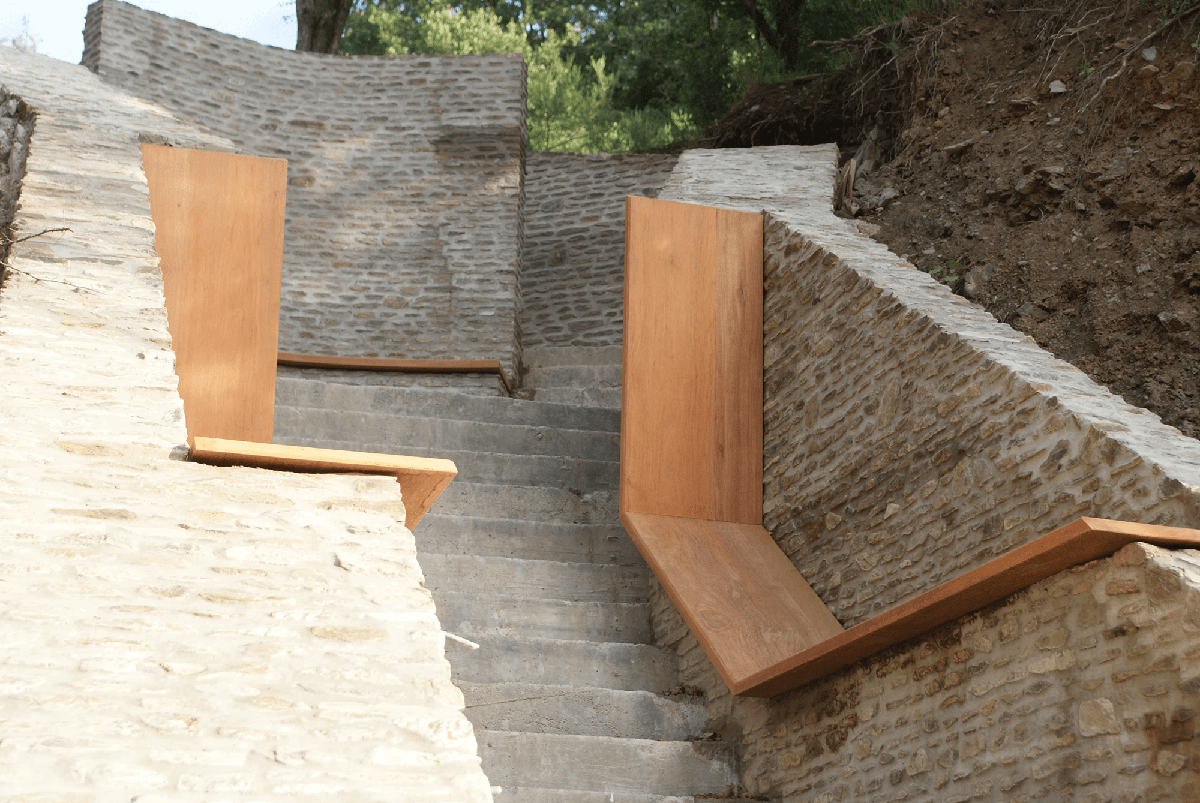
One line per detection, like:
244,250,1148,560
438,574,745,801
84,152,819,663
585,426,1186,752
340,2,697,152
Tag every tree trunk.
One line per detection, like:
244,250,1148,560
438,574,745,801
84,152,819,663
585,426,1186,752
295,0,355,54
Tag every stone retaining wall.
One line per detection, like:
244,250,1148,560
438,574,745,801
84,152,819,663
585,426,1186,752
0,46,490,800
0,87,31,268
655,146,1200,801
520,151,677,349
83,0,526,379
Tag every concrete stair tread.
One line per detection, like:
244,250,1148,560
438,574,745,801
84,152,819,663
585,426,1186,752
477,730,736,795
434,591,650,643
276,376,620,431
531,387,622,409
525,364,622,387
494,788,695,803
446,633,677,691
459,682,707,740
274,406,620,461
415,514,643,565
421,553,648,603
522,346,623,368
274,437,618,490
433,483,619,524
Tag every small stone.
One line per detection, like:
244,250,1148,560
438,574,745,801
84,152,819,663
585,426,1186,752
1158,311,1189,332
942,139,973,155
1048,80,1067,94
1137,263,1152,274
1079,698,1121,736
1142,46,1157,62
825,513,842,530
1157,752,1186,776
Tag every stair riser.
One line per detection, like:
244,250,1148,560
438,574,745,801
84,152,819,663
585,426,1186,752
276,376,621,431
526,364,622,388
522,346,623,368
459,683,707,740
415,516,643,566
275,407,620,461
420,554,648,604
477,731,736,795
435,594,650,644
435,485,619,524
532,387,623,408
274,437,619,490
448,639,677,692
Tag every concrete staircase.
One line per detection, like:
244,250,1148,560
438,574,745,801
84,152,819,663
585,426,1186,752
274,377,736,800
521,346,623,409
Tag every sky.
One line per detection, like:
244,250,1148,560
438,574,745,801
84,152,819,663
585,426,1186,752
1,1,297,64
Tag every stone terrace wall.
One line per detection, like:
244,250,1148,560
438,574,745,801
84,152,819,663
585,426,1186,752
660,145,1200,625
0,47,491,801
654,146,1200,801
654,543,1200,802
0,87,31,266
520,151,677,349
83,0,527,379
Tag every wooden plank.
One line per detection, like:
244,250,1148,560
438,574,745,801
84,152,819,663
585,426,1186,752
621,196,763,524
621,510,843,691
190,437,456,530
277,352,511,392
736,517,1200,697
143,145,287,445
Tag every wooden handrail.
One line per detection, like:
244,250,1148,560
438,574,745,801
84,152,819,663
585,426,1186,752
189,437,456,530
620,197,1200,699
278,352,512,393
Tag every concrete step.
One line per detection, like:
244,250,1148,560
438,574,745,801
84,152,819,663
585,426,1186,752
460,682,707,740
274,406,620,462
415,515,642,566
446,635,677,691
493,790,694,803
276,376,620,432
522,346,623,368
477,731,736,796
532,387,623,409
274,437,618,490
434,483,619,525
435,592,649,643
421,554,648,604
526,364,622,389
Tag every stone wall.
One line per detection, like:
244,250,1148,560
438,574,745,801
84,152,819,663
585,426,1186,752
655,146,1200,801
82,0,527,379
519,151,677,349
654,543,1200,802
0,46,491,800
0,86,31,268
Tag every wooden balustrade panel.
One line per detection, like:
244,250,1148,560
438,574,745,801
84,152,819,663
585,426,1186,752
143,144,287,444
621,196,764,524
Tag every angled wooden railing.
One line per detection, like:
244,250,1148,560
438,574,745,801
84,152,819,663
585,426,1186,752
621,196,1200,698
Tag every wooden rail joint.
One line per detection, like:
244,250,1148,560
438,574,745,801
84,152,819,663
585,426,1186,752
189,437,456,530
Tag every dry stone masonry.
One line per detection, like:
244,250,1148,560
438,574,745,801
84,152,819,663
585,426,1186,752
520,151,677,349
83,0,526,381
0,45,491,801
654,145,1200,801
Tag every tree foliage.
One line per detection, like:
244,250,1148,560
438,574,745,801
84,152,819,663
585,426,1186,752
338,0,922,152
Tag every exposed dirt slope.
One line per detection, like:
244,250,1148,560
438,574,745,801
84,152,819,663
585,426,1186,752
708,0,1200,439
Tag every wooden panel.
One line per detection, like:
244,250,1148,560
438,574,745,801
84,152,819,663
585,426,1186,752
621,511,843,691
190,437,456,530
621,196,763,524
278,352,511,392
736,517,1200,697
143,144,287,445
